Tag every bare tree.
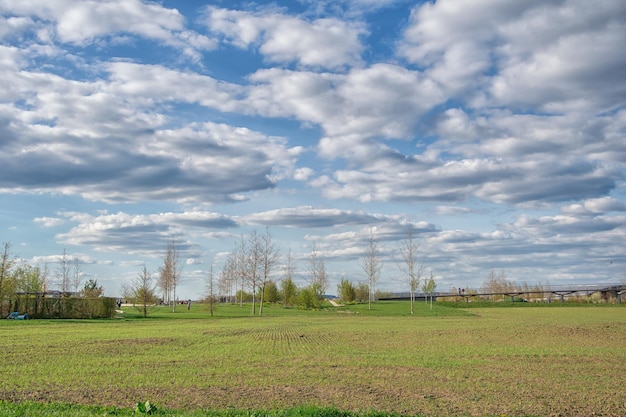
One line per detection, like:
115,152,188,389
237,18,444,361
396,228,424,315
308,244,327,298
71,258,84,293
235,235,247,307
360,229,382,310
258,228,280,316
206,265,216,316
219,253,237,303
244,230,263,315
132,265,158,318
283,249,296,281
482,269,512,302
158,240,182,312
55,249,72,293
0,242,17,315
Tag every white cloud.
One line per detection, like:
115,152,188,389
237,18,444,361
293,167,313,181
0,0,624,297
0,15,34,40
202,6,366,69
561,197,626,215
242,206,394,228
33,217,64,228
0,0,216,60
249,63,444,142
0,58,296,204
434,206,472,216
105,62,243,113
399,0,626,112
55,210,236,257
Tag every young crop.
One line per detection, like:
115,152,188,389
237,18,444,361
0,302,625,416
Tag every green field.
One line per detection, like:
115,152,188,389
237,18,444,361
1,302,625,416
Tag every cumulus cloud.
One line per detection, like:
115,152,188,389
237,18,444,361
55,210,236,257
0,0,216,60
399,0,626,112
561,197,626,216
202,6,366,69
0,60,296,203
249,64,444,140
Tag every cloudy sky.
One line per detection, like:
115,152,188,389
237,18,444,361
1,0,625,299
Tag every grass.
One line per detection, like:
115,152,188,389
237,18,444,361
0,401,406,416
1,301,625,416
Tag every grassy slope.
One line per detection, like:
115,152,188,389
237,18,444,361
1,301,625,416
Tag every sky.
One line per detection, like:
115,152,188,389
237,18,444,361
1,0,625,299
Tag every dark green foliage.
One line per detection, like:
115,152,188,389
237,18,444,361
7,294,117,319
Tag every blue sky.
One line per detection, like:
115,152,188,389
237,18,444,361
1,0,625,299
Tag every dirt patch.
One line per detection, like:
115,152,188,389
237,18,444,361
3,376,625,417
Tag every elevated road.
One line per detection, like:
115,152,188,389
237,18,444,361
380,283,625,303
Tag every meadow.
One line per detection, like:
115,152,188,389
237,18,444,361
0,301,625,417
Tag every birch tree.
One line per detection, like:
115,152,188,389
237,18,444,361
281,249,298,307
71,259,84,293
396,228,424,315
206,265,216,316
55,249,72,293
422,270,437,310
308,244,327,299
219,253,237,303
258,228,279,316
236,235,247,307
245,230,262,315
360,230,382,310
158,241,181,311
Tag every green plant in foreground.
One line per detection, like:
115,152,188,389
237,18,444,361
135,400,158,415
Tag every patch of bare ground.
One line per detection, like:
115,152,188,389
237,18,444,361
3,369,625,417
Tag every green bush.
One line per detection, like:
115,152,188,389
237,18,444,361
5,294,116,319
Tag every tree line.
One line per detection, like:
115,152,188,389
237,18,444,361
124,227,440,317
2,225,440,319
0,242,105,317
